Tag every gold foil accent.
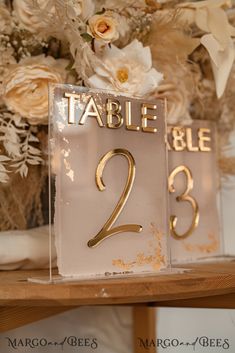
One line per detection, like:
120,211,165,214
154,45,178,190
106,98,123,129
87,148,142,248
168,165,199,240
198,128,211,152
141,103,157,133
183,233,219,254
112,223,165,271
79,96,104,127
63,158,74,182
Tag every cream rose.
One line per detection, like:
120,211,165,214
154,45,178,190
3,55,69,125
88,13,119,42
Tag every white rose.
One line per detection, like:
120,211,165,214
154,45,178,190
88,39,163,97
3,55,69,125
88,13,119,42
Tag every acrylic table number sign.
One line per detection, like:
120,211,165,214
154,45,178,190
49,84,169,280
168,120,223,263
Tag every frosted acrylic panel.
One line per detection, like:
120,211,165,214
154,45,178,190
50,84,169,279
168,120,222,263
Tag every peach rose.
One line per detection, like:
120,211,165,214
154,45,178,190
88,13,119,42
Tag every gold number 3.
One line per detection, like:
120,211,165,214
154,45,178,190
87,149,143,248
168,165,199,240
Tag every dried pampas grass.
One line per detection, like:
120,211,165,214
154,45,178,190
146,12,199,124
0,165,48,231
219,157,235,176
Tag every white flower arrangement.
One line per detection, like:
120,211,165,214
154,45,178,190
88,39,163,96
0,0,235,184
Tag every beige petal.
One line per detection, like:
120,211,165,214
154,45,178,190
207,7,231,49
177,8,195,25
195,8,210,32
212,39,235,98
177,0,231,9
201,34,235,98
201,33,222,67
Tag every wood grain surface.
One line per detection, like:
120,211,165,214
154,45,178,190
0,306,77,333
1,261,235,334
1,261,235,306
133,306,156,353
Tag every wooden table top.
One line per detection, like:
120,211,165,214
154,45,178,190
1,259,235,332
1,259,235,307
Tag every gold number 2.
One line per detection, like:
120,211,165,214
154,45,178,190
87,149,143,248
168,165,199,240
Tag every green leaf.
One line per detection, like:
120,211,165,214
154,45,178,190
81,33,93,42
